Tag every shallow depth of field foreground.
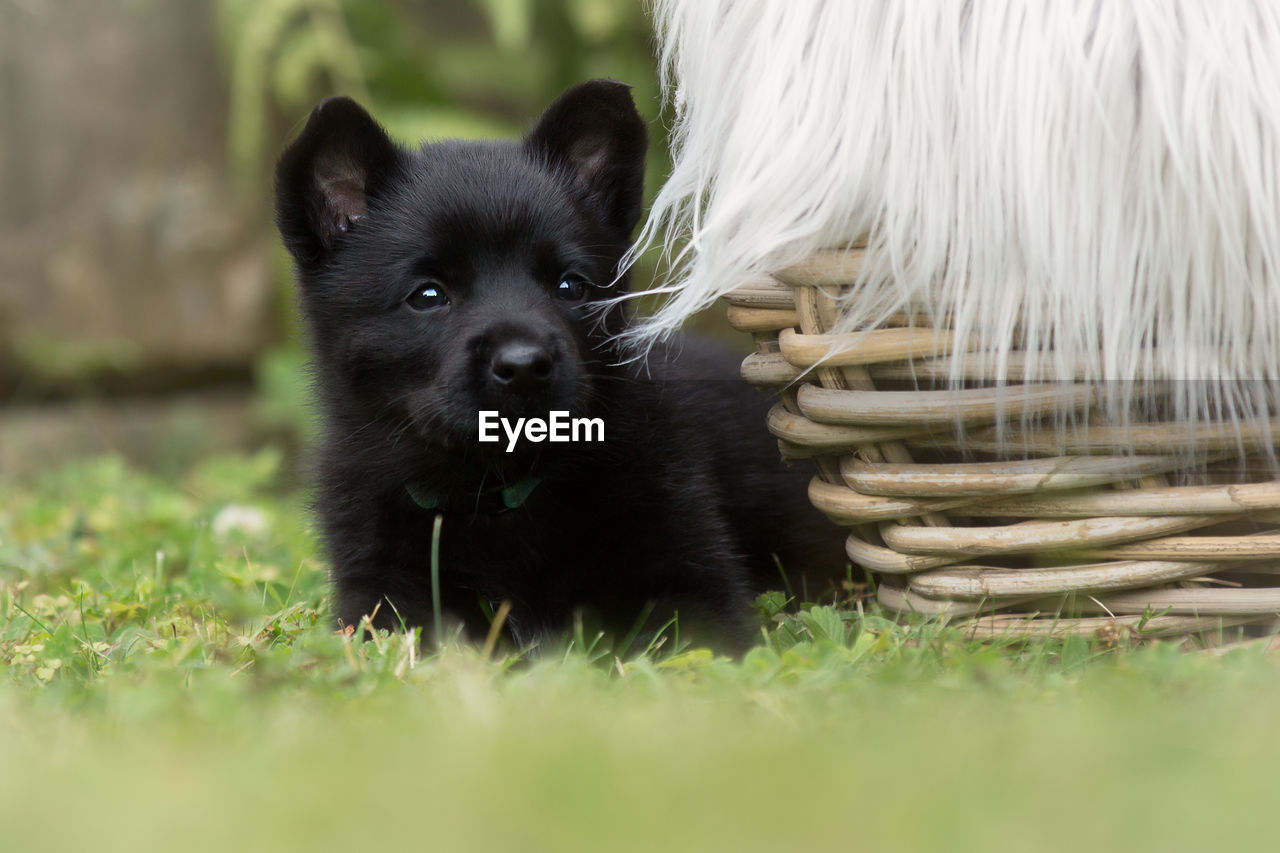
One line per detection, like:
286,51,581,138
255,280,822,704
1,453,1278,852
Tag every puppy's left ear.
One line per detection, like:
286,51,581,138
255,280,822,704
525,79,648,238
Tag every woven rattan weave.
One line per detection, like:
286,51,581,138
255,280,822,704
731,248,1280,642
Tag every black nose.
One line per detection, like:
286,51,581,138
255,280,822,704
489,341,553,394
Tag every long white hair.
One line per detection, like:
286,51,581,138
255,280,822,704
629,0,1280,431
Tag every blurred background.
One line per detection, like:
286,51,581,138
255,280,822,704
0,0,680,480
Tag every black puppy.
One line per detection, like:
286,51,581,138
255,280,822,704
275,80,841,652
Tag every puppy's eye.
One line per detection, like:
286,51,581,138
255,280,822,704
555,275,588,301
406,282,450,311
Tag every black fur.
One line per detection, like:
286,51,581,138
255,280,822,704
275,80,843,653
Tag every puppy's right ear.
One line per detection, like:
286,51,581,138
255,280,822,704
275,97,400,267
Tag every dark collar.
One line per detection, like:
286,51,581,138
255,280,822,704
405,476,543,515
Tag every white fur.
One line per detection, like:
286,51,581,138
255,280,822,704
629,0,1280,434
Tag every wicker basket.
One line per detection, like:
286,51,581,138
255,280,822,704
729,248,1280,643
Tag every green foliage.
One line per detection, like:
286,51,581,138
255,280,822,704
253,343,321,444
214,0,663,196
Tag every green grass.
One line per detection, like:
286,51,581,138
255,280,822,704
3,451,1279,852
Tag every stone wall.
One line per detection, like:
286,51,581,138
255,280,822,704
0,1,278,472
0,0,275,397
